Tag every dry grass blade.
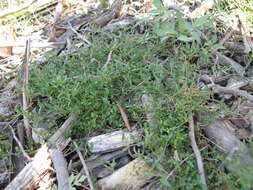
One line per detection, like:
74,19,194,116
188,113,208,190
116,103,132,132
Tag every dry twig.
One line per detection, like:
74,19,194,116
73,141,94,190
212,85,253,102
188,113,208,190
116,103,132,132
9,125,31,161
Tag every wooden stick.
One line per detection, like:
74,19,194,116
51,147,69,190
188,113,208,190
0,0,37,18
73,141,94,190
22,39,31,138
212,85,253,102
116,103,132,132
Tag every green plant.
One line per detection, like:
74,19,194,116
152,0,213,42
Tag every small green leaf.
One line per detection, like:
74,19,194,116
194,15,209,27
178,35,191,42
212,44,225,50
190,31,201,43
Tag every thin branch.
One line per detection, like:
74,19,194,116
188,113,208,190
116,103,132,132
9,125,31,161
73,141,94,190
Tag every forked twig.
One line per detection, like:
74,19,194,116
116,103,132,132
73,141,94,190
188,113,208,190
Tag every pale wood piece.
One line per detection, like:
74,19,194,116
204,120,253,167
142,94,157,127
4,145,52,190
98,158,153,190
51,147,69,190
49,115,75,146
88,128,143,153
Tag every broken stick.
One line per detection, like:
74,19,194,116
51,147,69,190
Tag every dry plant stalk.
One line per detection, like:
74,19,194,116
188,113,208,190
22,39,31,138
116,103,132,132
